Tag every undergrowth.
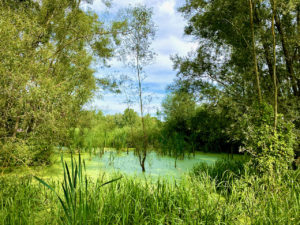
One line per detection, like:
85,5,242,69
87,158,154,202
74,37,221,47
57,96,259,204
0,157,299,224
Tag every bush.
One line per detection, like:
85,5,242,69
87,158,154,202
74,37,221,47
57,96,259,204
240,103,295,173
0,141,53,167
0,142,32,167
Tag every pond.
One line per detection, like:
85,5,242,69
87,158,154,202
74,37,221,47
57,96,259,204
37,150,232,180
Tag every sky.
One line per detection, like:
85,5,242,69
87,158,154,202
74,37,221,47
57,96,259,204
83,0,197,115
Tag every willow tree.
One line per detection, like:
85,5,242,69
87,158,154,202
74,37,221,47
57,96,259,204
119,5,156,172
0,0,119,166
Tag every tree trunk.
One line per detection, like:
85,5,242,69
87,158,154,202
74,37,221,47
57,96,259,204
12,116,20,138
136,50,148,172
129,108,134,150
254,3,277,93
271,0,278,129
140,154,146,172
274,13,299,96
249,0,262,103
141,163,145,172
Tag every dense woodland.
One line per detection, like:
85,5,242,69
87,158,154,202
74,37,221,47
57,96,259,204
0,0,299,224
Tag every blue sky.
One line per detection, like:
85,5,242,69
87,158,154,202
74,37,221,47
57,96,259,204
83,0,197,115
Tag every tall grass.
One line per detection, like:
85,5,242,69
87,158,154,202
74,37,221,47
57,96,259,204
0,157,299,224
34,154,122,225
192,157,249,191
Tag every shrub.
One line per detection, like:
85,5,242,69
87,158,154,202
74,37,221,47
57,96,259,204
240,103,295,173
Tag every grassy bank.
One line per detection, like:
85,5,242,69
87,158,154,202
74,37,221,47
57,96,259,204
0,158,299,225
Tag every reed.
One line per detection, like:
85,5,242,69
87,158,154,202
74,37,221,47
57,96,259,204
34,154,122,225
0,157,299,225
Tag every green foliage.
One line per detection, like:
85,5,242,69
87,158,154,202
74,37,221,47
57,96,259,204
34,154,122,225
160,92,239,156
1,161,299,224
160,92,195,157
192,158,249,189
119,5,156,67
66,109,161,153
167,0,300,173
0,0,121,166
122,108,138,127
239,103,295,173
0,141,53,167
176,0,300,100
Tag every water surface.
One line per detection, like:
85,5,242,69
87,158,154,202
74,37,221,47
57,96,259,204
39,150,229,180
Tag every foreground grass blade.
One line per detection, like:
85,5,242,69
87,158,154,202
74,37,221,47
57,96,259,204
34,176,71,224
100,176,123,187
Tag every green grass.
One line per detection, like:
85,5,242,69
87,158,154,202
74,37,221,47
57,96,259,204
0,157,299,225
192,157,249,191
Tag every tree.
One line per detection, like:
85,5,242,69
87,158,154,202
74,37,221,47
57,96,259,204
171,0,299,170
118,5,156,172
161,91,237,159
0,0,120,166
176,0,299,103
122,108,138,152
161,92,195,164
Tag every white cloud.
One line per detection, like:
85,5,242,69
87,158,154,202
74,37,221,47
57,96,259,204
152,54,173,70
88,91,163,115
152,36,198,60
158,0,176,15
